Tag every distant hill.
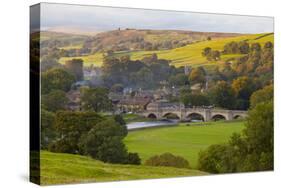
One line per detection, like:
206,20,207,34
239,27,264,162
86,29,242,53
40,151,207,185
58,32,273,69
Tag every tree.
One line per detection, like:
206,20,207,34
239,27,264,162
41,109,56,149
189,67,206,85
210,50,221,61
198,144,235,173
202,47,220,61
180,93,210,107
65,59,84,81
264,41,273,49
168,73,189,87
49,111,104,154
202,47,212,57
78,118,131,164
231,76,257,101
209,81,236,109
41,68,75,94
41,90,69,112
81,87,112,112
40,55,60,72
250,43,261,52
198,100,273,173
135,67,153,88
238,41,250,54
250,84,273,108
218,63,237,81
245,101,273,156
113,115,128,137
223,41,239,54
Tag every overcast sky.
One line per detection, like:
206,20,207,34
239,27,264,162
33,3,274,34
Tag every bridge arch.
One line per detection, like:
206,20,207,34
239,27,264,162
233,115,243,119
147,113,157,119
186,112,205,122
211,114,226,121
163,112,180,120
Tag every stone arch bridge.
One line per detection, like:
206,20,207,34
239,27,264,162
139,106,247,122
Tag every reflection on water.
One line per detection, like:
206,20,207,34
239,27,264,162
126,120,179,130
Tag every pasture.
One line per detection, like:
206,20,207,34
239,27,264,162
40,151,207,185
124,120,245,168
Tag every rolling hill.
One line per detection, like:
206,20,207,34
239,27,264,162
58,31,273,68
40,151,207,185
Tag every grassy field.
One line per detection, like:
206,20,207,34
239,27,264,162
124,120,245,168
40,151,207,185
59,53,104,67
58,33,273,68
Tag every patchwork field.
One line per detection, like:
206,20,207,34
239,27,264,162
59,32,273,68
40,151,207,185
124,120,245,168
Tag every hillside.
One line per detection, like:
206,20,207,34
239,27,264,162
40,151,207,185
116,32,274,68
58,32,273,68
87,29,241,52
125,120,244,167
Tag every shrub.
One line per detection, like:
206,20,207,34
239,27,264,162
145,153,190,168
126,152,141,165
197,144,237,173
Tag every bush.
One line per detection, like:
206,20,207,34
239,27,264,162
197,144,237,173
126,152,141,165
145,153,190,168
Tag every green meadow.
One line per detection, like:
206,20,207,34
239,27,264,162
124,120,245,168
59,33,273,68
40,120,244,184
40,151,207,185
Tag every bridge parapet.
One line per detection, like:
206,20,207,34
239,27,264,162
139,106,247,122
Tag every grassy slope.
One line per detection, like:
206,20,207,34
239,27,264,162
124,120,244,168
40,151,207,185
59,33,273,68
127,33,274,68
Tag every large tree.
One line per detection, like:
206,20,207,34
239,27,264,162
41,109,56,149
78,118,134,164
41,90,69,112
198,100,273,173
41,68,75,94
231,76,257,109
80,87,112,112
49,111,104,154
209,81,236,109
250,84,273,108
188,67,206,85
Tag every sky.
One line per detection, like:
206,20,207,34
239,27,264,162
32,3,274,34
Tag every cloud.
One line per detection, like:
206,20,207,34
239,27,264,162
38,3,273,33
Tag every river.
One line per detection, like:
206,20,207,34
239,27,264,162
126,120,179,130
